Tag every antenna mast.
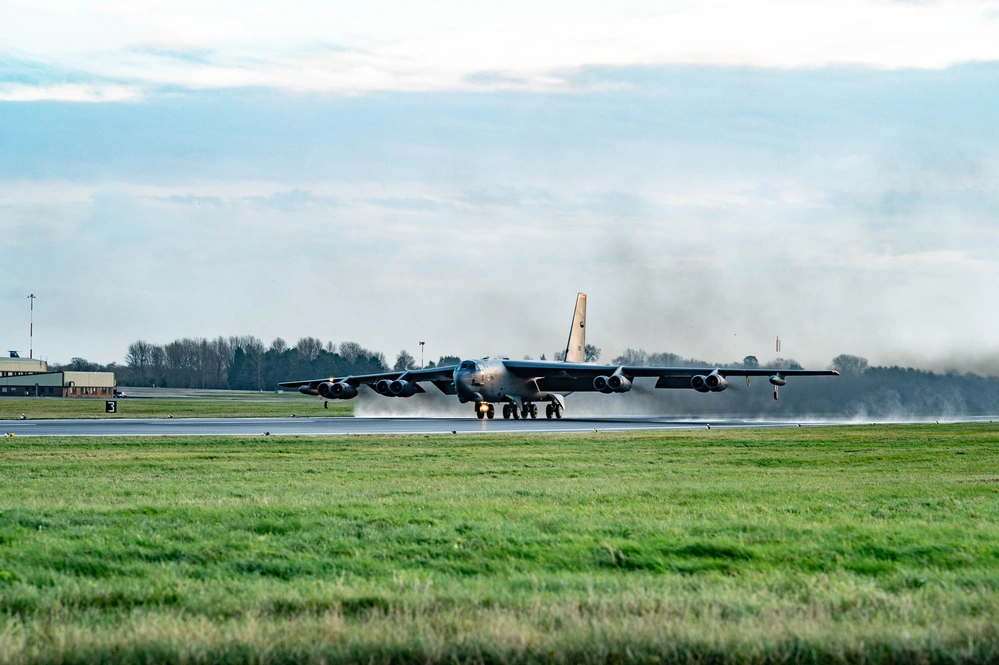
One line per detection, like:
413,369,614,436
27,293,36,359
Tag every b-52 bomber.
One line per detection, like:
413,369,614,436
281,294,839,419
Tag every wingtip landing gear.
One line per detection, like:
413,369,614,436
773,387,779,401
545,401,563,419
324,401,329,409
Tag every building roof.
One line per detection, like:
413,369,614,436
0,358,48,374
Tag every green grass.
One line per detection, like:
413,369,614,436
0,396,352,420
1,424,998,663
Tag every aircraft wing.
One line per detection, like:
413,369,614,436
279,365,458,395
501,360,837,392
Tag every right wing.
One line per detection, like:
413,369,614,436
280,365,458,397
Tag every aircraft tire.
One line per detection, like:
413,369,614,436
546,404,554,419
487,404,495,419
530,404,538,419
324,401,329,409
555,405,563,419
503,404,511,419
513,407,520,420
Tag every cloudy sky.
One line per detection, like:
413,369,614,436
1,0,998,372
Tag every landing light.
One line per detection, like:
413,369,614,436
479,403,489,412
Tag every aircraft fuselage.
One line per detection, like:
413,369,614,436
454,358,554,405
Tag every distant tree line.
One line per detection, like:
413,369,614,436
583,351,999,417
88,337,464,391
100,337,383,390
58,342,999,415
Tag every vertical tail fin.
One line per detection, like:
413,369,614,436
563,293,587,363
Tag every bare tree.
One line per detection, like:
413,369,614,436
612,348,647,366
295,337,323,361
832,354,869,376
164,339,193,387
210,336,233,388
236,336,266,390
149,346,166,387
585,344,601,362
69,357,98,371
394,350,416,371
339,341,364,364
269,337,288,354
125,341,154,384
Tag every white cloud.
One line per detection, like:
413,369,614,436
0,82,142,102
4,0,999,98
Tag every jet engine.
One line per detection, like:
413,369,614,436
317,381,335,398
593,376,611,393
607,374,632,393
769,374,786,386
300,385,319,396
388,379,418,397
375,379,392,395
329,382,358,399
690,375,711,392
705,372,728,392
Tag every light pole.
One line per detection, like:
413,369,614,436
27,294,36,359
419,341,425,369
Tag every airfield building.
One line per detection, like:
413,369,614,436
0,371,116,398
0,353,115,398
0,356,48,377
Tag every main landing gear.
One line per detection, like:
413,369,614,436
501,403,540,419
476,400,562,420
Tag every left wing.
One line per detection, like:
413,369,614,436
501,360,838,393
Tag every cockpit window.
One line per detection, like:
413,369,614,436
459,361,479,371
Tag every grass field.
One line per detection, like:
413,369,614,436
0,396,352,420
1,424,998,663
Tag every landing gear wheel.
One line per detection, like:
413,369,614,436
475,402,485,419
529,403,538,419
521,406,530,419
555,405,563,419
502,404,511,419
546,403,554,419
513,405,521,419
324,401,329,409
487,404,495,419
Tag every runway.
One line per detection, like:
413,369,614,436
2,415,992,437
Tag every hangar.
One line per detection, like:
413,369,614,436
0,353,116,398
0,371,116,398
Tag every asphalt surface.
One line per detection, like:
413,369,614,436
2,415,993,437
